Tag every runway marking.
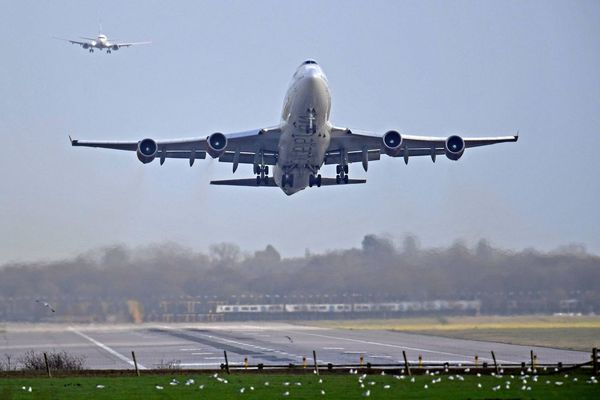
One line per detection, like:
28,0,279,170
290,331,512,363
343,351,367,354
191,352,214,355
180,348,203,351
69,328,147,369
368,355,393,359
323,347,344,350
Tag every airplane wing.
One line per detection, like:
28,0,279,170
53,37,90,47
70,127,281,170
113,41,152,48
326,127,518,168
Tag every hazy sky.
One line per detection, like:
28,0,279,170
1,0,599,263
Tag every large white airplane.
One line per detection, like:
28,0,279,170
71,60,518,195
55,33,150,53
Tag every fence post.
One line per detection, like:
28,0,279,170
418,354,423,368
223,350,230,374
474,354,479,367
302,356,307,369
131,351,140,376
593,348,598,376
491,351,499,374
313,350,319,375
43,352,51,378
402,350,411,377
529,350,535,370
244,357,248,369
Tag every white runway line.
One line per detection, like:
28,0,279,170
191,352,214,355
69,328,147,369
290,331,512,363
323,347,344,350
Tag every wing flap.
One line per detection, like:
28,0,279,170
218,151,278,166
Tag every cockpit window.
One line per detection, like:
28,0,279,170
302,59,318,65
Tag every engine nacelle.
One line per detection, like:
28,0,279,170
111,44,119,51
445,135,465,161
206,132,227,158
382,130,403,156
82,43,90,49
137,138,158,164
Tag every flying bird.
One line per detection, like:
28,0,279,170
35,300,55,313
285,335,293,343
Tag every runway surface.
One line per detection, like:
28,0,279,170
0,322,589,369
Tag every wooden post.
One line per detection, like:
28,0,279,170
491,351,499,374
313,350,319,375
224,350,230,374
403,350,411,377
43,352,51,378
131,351,140,376
530,350,535,369
593,348,598,376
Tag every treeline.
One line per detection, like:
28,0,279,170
1,235,599,314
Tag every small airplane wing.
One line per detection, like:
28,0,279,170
53,37,90,46
70,127,282,168
113,41,152,48
327,127,518,165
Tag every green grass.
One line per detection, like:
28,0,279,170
1,372,598,399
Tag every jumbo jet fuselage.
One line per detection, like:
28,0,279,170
275,61,332,195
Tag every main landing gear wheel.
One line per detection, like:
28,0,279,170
309,174,322,187
336,164,349,184
254,165,269,185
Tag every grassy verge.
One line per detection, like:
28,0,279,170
1,372,598,399
308,316,600,351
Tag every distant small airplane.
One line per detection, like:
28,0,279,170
54,32,150,53
35,299,55,313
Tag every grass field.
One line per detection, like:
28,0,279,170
1,372,598,399
309,315,600,351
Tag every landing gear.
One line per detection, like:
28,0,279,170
89,49,94,53
254,164,269,185
282,174,294,188
335,164,349,184
309,174,322,188
107,50,111,54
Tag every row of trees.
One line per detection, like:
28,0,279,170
1,235,598,318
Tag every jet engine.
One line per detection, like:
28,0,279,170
137,138,158,164
82,43,90,49
111,45,119,51
206,132,227,158
445,135,465,160
382,130,403,156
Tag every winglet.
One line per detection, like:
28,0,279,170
514,130,519,141
69,135,78,146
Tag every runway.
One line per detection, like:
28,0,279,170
0,322,589,370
